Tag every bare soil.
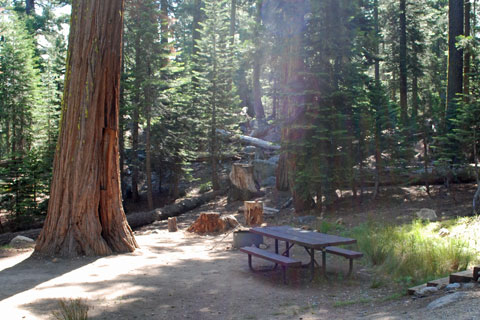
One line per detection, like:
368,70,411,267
0,183,479,319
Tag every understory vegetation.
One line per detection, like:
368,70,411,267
323,217,480,287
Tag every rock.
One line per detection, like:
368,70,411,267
244,146,256,154
267,155,280,164
260,176,276,187
9,235,35,248
445,283,461,291
426,292,465,310
296,216,316,224
262,126,281,143
415,208,437,221
335,218,344,225
462,282,475,289
252,159,277,181
438,228,450,237
259,243,268,249
415,286,438,297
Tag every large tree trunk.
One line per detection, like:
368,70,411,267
230,0,236,45
464,0,471,99
34,0,138,257
373,0,381,199
399,0,408,127
252,0,266,122
25,0,34,15
275,0,313,213
446,0,464,131
131,36,141,203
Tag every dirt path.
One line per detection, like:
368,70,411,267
1,188,479,319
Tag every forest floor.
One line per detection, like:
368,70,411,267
0,183,479,319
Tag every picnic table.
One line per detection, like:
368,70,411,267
240,226,362,283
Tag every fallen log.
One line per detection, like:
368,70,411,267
216,129,280,151
0,228,42,246
0,189,227,245
130,189,227,228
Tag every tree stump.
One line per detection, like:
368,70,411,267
187,212,239,234
244,201,263,226
167,217,178,232
228,163,261,201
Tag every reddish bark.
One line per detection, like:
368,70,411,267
275,0,313,213
35,0,138,257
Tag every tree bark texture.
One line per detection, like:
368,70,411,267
244,201,263,226
186,212,238,234
35,0,138,257
252,0,266,122
399,0,408,127
167,217,178,232
275,0,312,212
228,163,262,201
230,0,236,45
446,0,464,131
464,0,471,99
25,0,35,15
0,190,227,245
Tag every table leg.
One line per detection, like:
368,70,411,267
275,239,279,254
285,241,290,257
322,250,326,277
311,249,315,281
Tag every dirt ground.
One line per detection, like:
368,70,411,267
1,183,479,319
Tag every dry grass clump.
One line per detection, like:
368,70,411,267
52,299,89,320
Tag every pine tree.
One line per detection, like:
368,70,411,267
0,11,44,221
193,0,240,190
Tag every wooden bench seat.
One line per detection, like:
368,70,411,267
325,246,363,276
240,246,301,284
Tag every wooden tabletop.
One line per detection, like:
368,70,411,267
249,225,356,249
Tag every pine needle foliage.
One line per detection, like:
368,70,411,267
192,0,241,189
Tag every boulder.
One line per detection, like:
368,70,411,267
9,235,35,248
426,292,465,310
415,208,437,221
414,286,438,297
267,154,280,164
252,159,276,181
261,176,276,187
462,283,475,289
445,283,461,291
243,146,256,154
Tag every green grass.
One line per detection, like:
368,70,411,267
349,219,477,286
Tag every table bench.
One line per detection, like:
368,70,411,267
325,246,363,276
240,246,301,284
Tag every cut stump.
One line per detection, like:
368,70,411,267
187,212,239,234
244,201,263,226
167,217,178,232
228,163,261,201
